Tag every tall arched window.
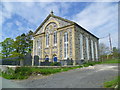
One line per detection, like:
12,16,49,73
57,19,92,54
64,32,68,59
95,42,98,60
86,37,89,60
36,40,39,55
54,31,57,46
91,40,94,61
80,34,84,59
46,33,49,47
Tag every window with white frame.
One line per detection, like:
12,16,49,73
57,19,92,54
34,40,37,55
86,37,89,60
37,39,41,56
38,43,41,56
80,34,84,59
91,40,94,61
46,33,49,47
53,31,57,46
36,40,39,55
95,42,98,60
64,32,68,59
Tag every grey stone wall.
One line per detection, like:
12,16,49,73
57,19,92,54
74,25,99,62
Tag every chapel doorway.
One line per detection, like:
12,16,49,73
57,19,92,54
45,55,49,62
53,55,57,62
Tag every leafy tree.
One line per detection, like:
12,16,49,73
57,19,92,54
11,30,33,60
1,30,33,66
1,38,14,58
26,30,33,53
112,47,120,59
11,33,27,61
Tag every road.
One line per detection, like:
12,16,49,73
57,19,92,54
1,64,118,88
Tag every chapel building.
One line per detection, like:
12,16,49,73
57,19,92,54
32,11,99,65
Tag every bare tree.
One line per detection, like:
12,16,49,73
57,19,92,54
99,43,110,56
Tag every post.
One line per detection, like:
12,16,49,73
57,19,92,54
109,33,113,54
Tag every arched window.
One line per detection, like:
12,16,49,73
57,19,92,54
37,40,39,55
80,34,84,59
91,40,94,61
38,41,41,56
53,31,57,46
86,37,89,60
64,32,68,59
95,42,98,60
46,33,49,47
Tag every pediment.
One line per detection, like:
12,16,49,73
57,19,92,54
34,14,74,35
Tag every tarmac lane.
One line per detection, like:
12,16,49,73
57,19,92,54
1,64,118,88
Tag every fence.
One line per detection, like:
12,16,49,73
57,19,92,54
1,54,86,66
1,53,32,66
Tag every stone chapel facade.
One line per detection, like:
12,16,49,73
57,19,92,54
32,12,99,65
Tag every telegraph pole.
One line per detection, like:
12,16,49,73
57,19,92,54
109,33,113,54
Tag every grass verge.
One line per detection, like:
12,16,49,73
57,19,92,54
1,59,119,80
104,76,120,88
1,66,83,80
100,59,120,64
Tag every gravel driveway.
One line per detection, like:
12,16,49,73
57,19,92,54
2,64,118,88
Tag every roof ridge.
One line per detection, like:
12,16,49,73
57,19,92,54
52,14,75,24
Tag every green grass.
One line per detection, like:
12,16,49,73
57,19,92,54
101,59,120,64
104,76,120,88
82,61,101,67
1,66,83,80
1,59,119,80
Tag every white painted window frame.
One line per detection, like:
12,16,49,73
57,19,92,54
91,40,94,61
80,34,84,59
46,33,49,47
53,31,57,46
95,42,98,60
64,32,68,59
86,37,89,60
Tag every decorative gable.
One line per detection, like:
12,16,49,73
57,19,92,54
34,12,74,35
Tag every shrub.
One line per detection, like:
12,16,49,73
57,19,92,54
2,67,33,80
50,62,61,66
0,69,2,76
15,67,32,76
5,67,15,75
83,64,89,67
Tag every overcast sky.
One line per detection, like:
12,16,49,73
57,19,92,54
1,0,118,48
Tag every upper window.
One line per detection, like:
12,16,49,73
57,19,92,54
64,32,68,59
91,40,94,60
53,31,57,46
86,37,89,60
95,42,98,60
37,40,41,56
80,34,84,59
45,22,58,34
46,33,49,47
